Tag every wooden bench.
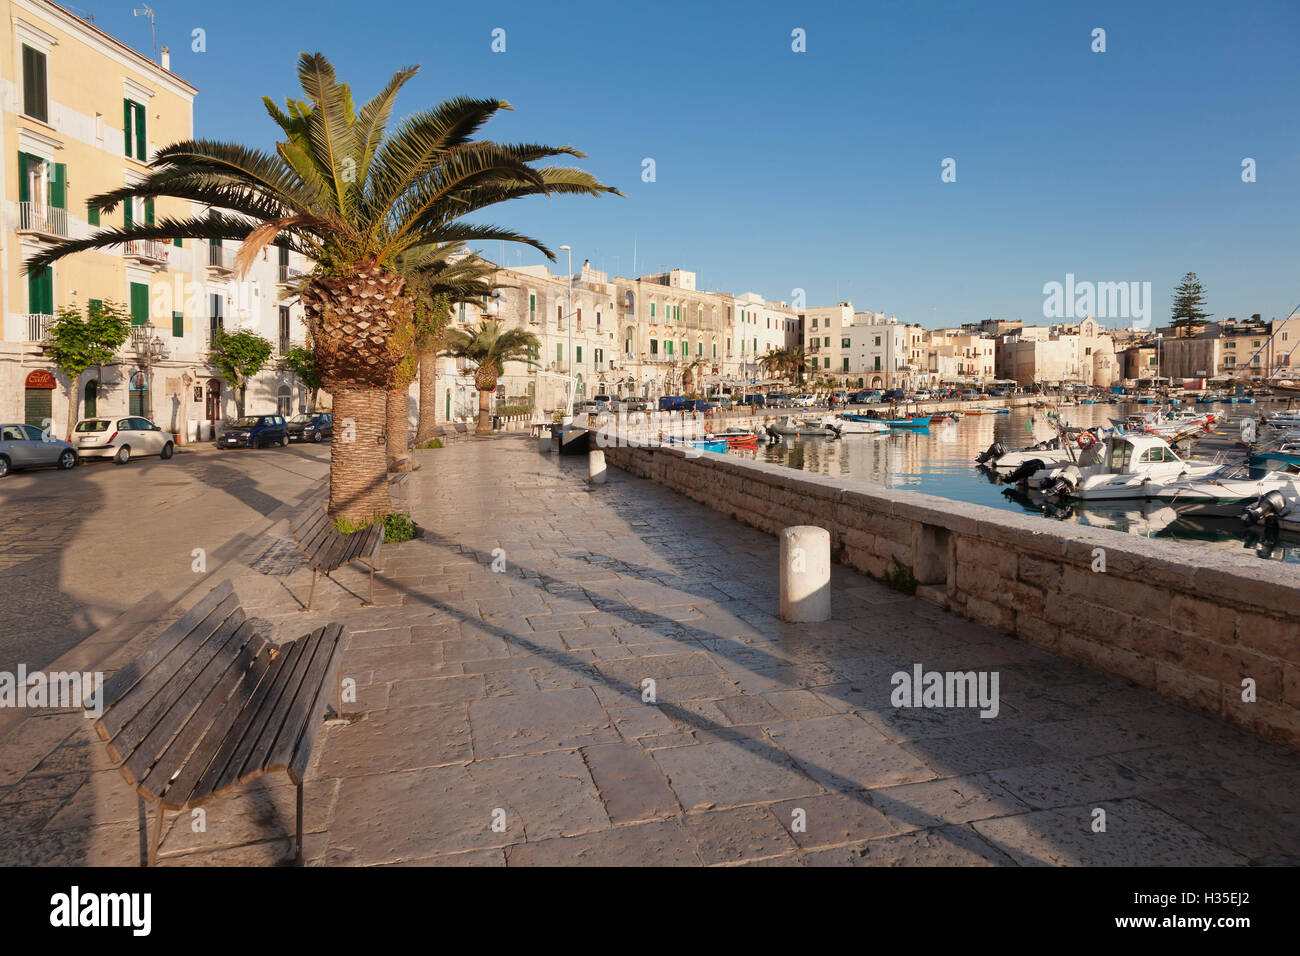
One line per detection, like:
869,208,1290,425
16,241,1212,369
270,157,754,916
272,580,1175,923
93,580,347,865
289,503,385,611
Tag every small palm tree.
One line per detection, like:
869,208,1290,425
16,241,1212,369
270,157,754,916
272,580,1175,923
758,348,787,382
25,53,618,521
442,320,539,435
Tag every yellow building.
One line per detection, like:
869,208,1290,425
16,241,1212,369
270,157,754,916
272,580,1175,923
1,0,197,431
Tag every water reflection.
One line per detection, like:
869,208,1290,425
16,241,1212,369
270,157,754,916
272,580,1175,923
731,404,1300,563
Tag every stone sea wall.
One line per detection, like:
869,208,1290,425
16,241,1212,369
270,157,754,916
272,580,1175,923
603,442,1300,748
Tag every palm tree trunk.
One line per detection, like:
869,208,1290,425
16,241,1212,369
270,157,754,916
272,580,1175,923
476,388,492,435
386,385,410,472
329,388,391,523
415,348,439,443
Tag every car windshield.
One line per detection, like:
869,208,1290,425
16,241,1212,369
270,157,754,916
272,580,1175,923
289,414,313,423
231,417,261,428
75,420,110,432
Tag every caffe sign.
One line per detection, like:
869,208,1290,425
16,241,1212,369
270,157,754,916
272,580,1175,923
25,369,57,389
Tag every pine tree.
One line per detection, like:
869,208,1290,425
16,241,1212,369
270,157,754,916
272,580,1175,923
1171,272,1212,332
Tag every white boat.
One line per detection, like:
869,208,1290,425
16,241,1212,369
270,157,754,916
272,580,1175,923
1035,433,1227,501
1239,476,1300,529
1150,464,1300,515
767,417,839,438
822,415,889,435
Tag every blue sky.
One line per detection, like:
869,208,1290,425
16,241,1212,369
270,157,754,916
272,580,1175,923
82,0,1299,329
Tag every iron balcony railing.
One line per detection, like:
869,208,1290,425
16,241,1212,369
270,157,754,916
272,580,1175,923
18,202,68,237
124,239,170,262
26,313,53,341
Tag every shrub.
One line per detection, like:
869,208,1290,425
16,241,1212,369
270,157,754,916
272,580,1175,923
414,438,443,449
383,512,417,542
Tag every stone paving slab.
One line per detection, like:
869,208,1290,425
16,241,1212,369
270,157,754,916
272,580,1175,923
1,434,1297,866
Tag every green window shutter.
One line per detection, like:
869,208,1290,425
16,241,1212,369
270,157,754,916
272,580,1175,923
89,299,103,318
22,46,47,122
145,197,155,225
18,153,32,203
650,303,655,317
576,346,582,363
666,341,673,355
173,238,182,247
134,102,146,160
556,343,562,363
50,163,66,209
28,267,53,314
712,343,717,358
87,202,100,226
172,311,184,337
123,99,133,156
130,282,149,326
124,199,133,228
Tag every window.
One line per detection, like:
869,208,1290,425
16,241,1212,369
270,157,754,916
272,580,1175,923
88,203,99,226
651,303,656,318
874,336,881,346
529,293,536,322
18,154,65,211
823,337,830,347
713,343,717,358
557,343,563,364
279,306,290,353
843,358,850,371
823,357,830,369
28,266,53,316
577,307,582,329
276,386,292,417
650,339,658,355
557,304,562,325
697,342,703,356
21,46,47,122
458,302,467,323
812,318,818,328
874,357,882,371
84,379,98,418
576,346,583,364
124,99,147,159
209,293,224,344
842,338,850,348
172,311,183,337
129,282,149,326
666,340,674,356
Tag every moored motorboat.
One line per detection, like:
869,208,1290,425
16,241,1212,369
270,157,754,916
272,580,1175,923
767,417,840,438
1035,433,1226,501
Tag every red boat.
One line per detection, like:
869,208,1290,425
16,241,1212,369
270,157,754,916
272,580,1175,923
710,430,759,446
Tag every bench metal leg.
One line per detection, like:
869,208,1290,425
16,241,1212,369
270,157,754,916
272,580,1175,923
295,781,304,862
300,569,318,612
139,799,165,867
362,558,375,608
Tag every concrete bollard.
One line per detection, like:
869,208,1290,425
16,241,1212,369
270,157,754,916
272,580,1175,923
779,526,831,623
589,449,607,484
538,432,552,454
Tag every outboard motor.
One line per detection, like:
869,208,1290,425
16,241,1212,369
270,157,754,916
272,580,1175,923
1043,464,1081,498
1241,489,1288,527
1002,458,1046,485
764,425,782,444
976,440,1007,465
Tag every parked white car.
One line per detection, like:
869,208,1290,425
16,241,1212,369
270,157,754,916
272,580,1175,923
0,423,77,477
793,394,818,407
74,416,174,465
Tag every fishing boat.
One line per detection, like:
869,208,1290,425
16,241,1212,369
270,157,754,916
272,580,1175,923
661,435,728,453
710,428,760,446
1239,476,1300,529
841,413,930,428
1249,440,1300,473
1035,433,1228,501
1152,464,1300,515
823,415,889,435
767,417,839,438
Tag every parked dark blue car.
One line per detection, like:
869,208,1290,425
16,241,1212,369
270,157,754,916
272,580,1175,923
219,414,289,449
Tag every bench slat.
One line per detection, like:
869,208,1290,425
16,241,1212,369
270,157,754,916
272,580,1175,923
123,620,265,793
241,625,339,785
98,593,242,749
96,582,236,740
103,606,248,765
287,626,346,785
181,640,301,806
156,644,278,809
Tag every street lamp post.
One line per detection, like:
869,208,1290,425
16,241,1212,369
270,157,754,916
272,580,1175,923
560,245,574,425
131,321,167,423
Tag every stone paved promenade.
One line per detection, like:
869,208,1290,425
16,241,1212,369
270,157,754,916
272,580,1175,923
2,435,1297,865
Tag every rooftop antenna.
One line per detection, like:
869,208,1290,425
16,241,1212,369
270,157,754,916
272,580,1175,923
133,4,157,61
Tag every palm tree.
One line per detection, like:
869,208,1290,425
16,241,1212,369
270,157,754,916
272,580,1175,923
758,348,787,382
24,53,618,522
442,320,539,435
391,244,497,469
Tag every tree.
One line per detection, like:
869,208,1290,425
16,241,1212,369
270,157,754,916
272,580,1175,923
41,300,131,439
681,357,707,398
1171,272,1212,333
209,329,273,418
442,320,539,435
24,52,619,523
283,344,322,408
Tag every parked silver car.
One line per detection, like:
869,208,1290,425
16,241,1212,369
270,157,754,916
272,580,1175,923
0,423,77,477
74,417,174,464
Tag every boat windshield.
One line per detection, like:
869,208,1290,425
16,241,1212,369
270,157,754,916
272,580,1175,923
1108,440,1133,473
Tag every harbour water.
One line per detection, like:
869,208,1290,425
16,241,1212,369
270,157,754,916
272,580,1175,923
731,403,1300,564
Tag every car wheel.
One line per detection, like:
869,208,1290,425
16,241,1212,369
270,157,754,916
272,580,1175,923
311,431,323,443
160,442,174,460
58,449,76,470
114,445,130,465
255,437,264,449
0,455,9,478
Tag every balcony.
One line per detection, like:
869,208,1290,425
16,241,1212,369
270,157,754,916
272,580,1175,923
26,313,53,342
17,203,68,238
124,239,171,265
207,245,236,273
